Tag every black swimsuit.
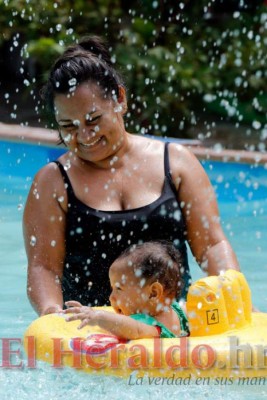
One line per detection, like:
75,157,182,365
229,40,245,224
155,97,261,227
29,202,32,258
54,142,191,306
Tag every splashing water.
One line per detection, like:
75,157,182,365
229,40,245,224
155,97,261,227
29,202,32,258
0,142,266,400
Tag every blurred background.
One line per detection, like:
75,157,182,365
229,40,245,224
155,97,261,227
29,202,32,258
0,0,266,150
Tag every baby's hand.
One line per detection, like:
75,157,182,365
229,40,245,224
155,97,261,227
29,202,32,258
64,300,97,329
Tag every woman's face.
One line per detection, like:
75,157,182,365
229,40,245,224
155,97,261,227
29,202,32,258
54,82,127,163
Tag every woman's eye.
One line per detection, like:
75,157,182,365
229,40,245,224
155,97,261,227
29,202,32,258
87,116,101,125
60,125,76,132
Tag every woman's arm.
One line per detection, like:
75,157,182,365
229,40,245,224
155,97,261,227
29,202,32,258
169,144,239,275
64,301,159,340
23,163,67,315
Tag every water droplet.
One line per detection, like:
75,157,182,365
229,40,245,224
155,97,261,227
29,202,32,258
247,31,253,40
64,160,71,171
252,121,261,130
33,188,39,199
174,239,180,246
68,78,77,86
51,240,56,247
216,175,224,183
73,119,80,126
173,210,181,221
30,236,37,246
233,11,240,18
135,268,142,277
63,134,72,144
17,203,23,211
114,104,123,113
203,94,216,103
140,278,146,288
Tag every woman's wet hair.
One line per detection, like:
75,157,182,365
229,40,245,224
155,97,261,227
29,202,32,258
116,241,184,299
41,35,125,119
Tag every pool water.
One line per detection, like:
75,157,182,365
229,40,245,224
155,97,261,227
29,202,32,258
0,140,267,400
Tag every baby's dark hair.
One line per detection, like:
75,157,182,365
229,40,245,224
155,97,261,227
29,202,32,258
41,35,125,118
116,241,184,299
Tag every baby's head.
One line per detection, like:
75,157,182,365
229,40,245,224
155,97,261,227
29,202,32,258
109,241,183,316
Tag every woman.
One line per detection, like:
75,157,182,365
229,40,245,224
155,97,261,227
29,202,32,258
23,36,239,316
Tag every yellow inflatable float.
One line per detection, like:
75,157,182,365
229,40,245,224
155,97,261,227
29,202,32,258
24,270,267,381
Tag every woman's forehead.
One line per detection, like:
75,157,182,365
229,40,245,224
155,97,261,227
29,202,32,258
55,82,110,107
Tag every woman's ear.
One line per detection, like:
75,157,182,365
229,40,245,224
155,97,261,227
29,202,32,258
149,282,164,301
117,86,128,114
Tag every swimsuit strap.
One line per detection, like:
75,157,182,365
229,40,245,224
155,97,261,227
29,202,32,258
164,142,177,193
130,301,189,338
53,160,75,199
171,302,190,336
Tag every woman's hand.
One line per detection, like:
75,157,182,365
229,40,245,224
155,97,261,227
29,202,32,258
42,304,63,316
64,300,99,329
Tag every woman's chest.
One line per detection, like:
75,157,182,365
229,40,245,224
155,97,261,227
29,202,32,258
70,165,168,211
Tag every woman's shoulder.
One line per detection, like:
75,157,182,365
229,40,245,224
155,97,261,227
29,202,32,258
168,141,197,160
130,133,165,155
34,161,62,179
167,141,202,174
131,134,194,157
129,133,200,172
31,160,67,195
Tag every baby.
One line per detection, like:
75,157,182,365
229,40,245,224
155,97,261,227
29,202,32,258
64,241,189,339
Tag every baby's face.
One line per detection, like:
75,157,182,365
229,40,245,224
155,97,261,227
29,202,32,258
109,258,151,316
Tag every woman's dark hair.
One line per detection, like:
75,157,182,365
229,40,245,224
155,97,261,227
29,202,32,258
116,241,184,299
41,35,125,119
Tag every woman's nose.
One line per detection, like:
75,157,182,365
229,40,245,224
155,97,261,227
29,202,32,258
77,125,94,141
109,291,116,304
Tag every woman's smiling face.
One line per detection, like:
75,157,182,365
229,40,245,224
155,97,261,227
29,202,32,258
54,82,127,163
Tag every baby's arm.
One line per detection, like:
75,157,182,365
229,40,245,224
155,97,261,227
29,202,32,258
64,301,160,340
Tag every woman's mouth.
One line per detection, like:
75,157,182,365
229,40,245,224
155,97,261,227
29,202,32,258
79,136,104,149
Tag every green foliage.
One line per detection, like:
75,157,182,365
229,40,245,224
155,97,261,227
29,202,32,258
27,37,63,72
1,0,266,136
